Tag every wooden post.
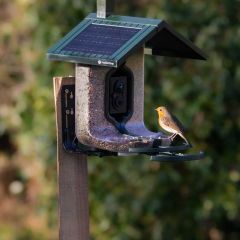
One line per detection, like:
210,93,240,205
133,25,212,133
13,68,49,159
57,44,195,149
53,77,89,240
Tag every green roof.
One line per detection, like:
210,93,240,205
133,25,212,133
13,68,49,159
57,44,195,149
47,13,206,67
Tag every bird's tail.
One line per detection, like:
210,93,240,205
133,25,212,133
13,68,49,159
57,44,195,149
178,133,191,147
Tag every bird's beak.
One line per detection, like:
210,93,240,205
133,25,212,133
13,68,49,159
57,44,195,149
155,108,158,111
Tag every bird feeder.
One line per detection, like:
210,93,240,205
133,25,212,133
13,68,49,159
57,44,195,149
48,0,206,162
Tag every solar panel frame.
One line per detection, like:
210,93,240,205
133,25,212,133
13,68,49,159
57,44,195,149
47,17,158,67
61,23,142,57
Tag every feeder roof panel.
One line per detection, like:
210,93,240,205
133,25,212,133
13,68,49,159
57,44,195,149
47,13,206,67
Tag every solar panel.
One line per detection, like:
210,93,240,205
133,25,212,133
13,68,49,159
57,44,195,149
62,24,141,56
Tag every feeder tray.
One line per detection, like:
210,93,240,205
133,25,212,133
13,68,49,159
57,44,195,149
129,145,204,162
151,151,205,162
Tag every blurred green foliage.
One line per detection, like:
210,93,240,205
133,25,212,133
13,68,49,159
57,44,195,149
0,0,240,239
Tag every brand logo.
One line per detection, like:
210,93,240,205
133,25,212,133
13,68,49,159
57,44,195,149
97,60,114,66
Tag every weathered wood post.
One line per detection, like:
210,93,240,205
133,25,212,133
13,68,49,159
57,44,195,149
54,77,89,240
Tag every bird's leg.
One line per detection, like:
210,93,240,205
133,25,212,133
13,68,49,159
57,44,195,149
167,133,177,141
170,133,177,141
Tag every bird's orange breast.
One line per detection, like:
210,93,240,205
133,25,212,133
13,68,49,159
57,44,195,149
157,111,165,118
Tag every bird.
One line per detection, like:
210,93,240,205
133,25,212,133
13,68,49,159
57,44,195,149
155,106,190,145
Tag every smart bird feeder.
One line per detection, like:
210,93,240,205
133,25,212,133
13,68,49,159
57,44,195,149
48,0,206,162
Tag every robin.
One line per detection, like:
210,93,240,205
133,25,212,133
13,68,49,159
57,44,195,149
155,106,190,145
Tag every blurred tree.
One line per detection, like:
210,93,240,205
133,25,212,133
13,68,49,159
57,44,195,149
0,0,239,239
